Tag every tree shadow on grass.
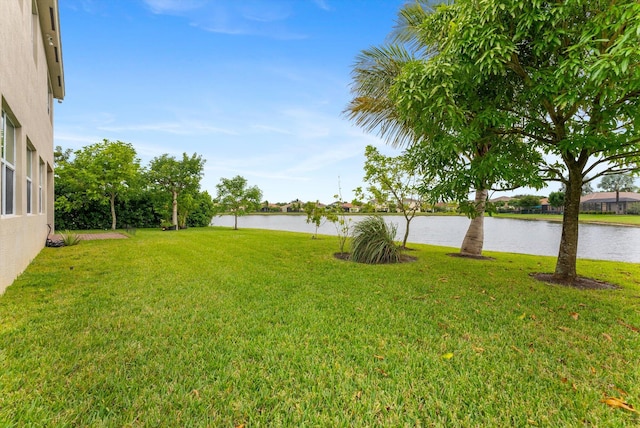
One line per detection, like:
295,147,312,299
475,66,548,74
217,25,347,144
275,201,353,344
333,252,417,263
447,253,495,261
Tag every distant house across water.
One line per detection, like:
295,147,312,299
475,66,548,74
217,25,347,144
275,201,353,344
580,192,640,214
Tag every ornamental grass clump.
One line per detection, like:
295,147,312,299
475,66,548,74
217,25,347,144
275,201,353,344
350,215,401,264
60,231,81,246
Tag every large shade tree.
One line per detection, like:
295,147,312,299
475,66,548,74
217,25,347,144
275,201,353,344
417,0,640,282
147,153,205,230
346,2,543,257
60,139,141,230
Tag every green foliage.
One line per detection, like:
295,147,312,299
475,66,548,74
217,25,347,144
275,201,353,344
356,145,425,248
54,145,208,230
325,187,352,254
185,191,216,227
214,175,263,230
147,153,205,228
75,140,141,230
548,191,566,209
512,195,542,210
598,173,638,193
350,0,640,280
303,201,325,239
60,231,80,246
54,143,153,230
350,216,401,264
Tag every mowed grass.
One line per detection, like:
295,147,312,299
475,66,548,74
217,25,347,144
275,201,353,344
495,213,640,226
1,228,639,426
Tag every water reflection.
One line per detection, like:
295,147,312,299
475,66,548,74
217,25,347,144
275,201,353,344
211,215,640,263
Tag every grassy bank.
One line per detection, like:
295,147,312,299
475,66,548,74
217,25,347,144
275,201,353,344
495,212,640,226
1,228,639,426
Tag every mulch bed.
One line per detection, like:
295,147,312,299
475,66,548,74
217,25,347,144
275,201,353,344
334,252,418,263
531,273,620,290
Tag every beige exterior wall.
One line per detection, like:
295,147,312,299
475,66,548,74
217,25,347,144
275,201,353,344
1,0,64,293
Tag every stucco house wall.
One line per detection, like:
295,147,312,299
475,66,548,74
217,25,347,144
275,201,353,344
0,0,64,293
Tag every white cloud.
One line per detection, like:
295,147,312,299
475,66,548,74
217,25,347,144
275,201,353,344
313,0,332,12
97,121,238,136
141,0,307,39
142,0,208,14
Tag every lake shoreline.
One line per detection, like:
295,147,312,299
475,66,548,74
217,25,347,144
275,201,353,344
212,214,640,263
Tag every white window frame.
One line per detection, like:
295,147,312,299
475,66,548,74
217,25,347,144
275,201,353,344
1,111,17,216
26,145,34,214
39,158,44,214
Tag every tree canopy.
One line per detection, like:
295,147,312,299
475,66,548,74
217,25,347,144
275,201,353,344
54,145,211,230
355,145,425,248
147,153,205,230
350,0,640,282
346,1,543,257
598,173,638,201
214,175,263,230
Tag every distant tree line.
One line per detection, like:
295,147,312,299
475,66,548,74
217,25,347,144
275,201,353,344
54,140,214,230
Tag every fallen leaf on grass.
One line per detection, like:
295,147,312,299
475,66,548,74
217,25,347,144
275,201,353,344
373,354,385,360
472,346,485,353
518,312,526,320
511,345,523,354
601,397,636,412
376,368,389,377
602,333,613,342
612,386,629,396
570,312,579,320
618,319,640,333
354,390,362,401
590,367,596,374
558,326,570,332
441,352,454,359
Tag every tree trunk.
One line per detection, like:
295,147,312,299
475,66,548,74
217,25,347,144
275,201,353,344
234,213,238,230
110,193,117,230
402,210,415,249
460,188,487,257
553,173,582,282
402,221,410,249
172,190,179,229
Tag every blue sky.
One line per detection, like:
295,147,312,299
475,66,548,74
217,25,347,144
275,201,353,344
56,0,408,204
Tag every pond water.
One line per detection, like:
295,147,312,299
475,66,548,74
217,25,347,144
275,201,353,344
211,215,640,263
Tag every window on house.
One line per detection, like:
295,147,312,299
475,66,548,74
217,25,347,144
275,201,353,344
26,145,34,214
39,158,44,213
1,111,17,215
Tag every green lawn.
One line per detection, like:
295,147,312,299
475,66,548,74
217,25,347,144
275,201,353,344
1,228,639,426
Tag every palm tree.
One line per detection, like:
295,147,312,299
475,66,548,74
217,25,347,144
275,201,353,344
345,2,541,257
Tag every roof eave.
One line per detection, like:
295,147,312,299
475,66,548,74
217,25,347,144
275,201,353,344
37,0,65,100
